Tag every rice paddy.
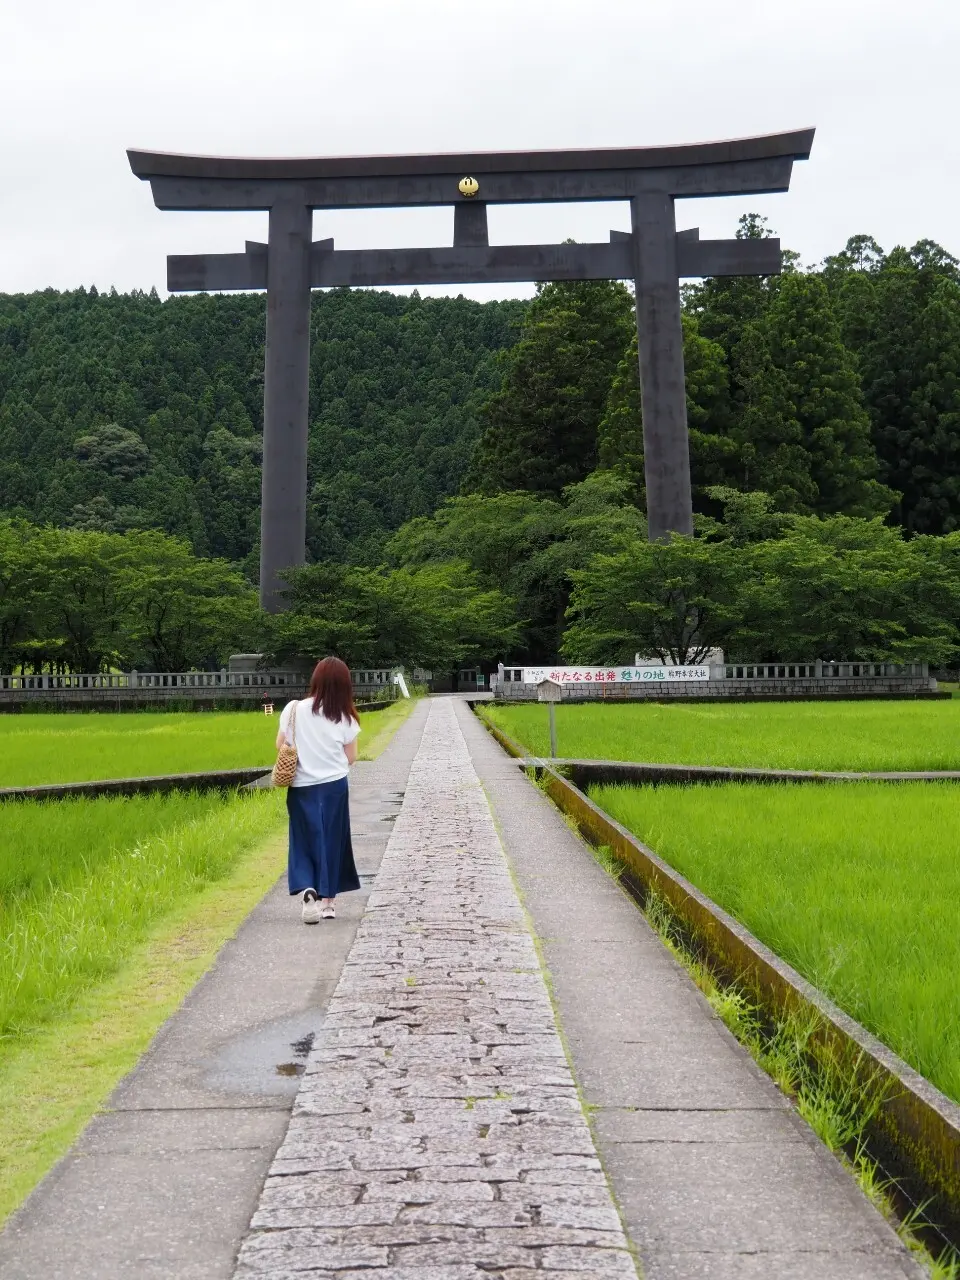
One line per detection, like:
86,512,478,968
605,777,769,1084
591,780,960,1104
0,700,410,787
484,699,960,772
0,789,284,1049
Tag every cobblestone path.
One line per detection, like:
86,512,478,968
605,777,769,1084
234,699,637,1279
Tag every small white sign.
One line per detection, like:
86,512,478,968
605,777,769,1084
522,665,710,685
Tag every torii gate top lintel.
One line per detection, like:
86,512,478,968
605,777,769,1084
128,129,814,611
127,128,815,184
127,128,814,208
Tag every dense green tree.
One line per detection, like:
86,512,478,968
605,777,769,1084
73,423,150,479
0,519,260,672
827,241,960,532
686,220,897,520
723,322,815,510
464,279,634,498
0,521,47,670
760,273,894,517
116,534,261,671
730,515,958,663
562,535,746,665
562,503,959,667
387,473,645,661
271,560,522,673
684,214,778,352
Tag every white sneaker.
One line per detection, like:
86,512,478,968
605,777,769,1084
301,890,321,925
321,902,336,920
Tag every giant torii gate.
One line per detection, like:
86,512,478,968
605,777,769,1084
128,130,814,611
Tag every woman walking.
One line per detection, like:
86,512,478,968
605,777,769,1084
276,657,361,924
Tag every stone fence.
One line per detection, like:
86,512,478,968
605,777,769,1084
0,668,401,712
492,661,940,701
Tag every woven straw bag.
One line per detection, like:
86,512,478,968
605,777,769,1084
271,701,299,787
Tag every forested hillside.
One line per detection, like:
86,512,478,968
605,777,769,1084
0,288,524,570
4,222,960,674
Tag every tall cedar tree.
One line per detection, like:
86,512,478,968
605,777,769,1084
764,273,894,517
687,214,775,351
827,239,960,532
686,216,894,519
464,279,634,498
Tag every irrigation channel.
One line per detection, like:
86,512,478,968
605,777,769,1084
475,701,960,1265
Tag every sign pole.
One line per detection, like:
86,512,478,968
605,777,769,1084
536,679,563,758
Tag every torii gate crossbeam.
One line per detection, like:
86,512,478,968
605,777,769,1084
128,131,814,611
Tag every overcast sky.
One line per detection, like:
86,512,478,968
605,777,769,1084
2,0,957,302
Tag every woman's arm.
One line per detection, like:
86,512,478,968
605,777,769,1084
276,702,294,750
344,739,358,766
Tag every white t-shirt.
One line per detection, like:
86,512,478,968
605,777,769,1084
279,698,361,787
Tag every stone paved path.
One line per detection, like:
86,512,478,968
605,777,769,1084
234,699,637,1279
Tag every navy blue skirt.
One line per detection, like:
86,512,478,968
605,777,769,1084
286,776,360,899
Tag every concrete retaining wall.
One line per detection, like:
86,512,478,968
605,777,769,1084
496,676,942,701
0,693,398,714
563,759,960,786
0,767,272,804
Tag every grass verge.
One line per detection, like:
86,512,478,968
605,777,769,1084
484,699,960,771
0,817,285,1226
357,697,419,760
1,792,284,1041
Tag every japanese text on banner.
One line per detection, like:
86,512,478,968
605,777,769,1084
522,665,710,684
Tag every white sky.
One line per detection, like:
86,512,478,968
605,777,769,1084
1,0,958,302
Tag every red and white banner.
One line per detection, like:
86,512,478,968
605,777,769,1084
522,665,710,685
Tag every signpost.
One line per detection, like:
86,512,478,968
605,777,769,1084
128,131,813,611
536,678,563,758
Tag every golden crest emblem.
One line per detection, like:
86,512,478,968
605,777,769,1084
458,176,480,198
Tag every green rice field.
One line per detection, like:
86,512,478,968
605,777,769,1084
0,702,408,787
0,789,283,1050
484,700,960,772
592,780,960,1103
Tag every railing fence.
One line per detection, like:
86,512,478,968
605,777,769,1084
0,668,401,696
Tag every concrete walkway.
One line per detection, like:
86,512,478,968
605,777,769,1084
231,699,922,1280
234,698,636,1278
0,698,927,1278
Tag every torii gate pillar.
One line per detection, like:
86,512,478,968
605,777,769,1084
632,192,693,538
261,198,312,607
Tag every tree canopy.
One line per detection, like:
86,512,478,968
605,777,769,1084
0,520,259,672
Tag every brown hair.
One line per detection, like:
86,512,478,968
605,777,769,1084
308,657,357,723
